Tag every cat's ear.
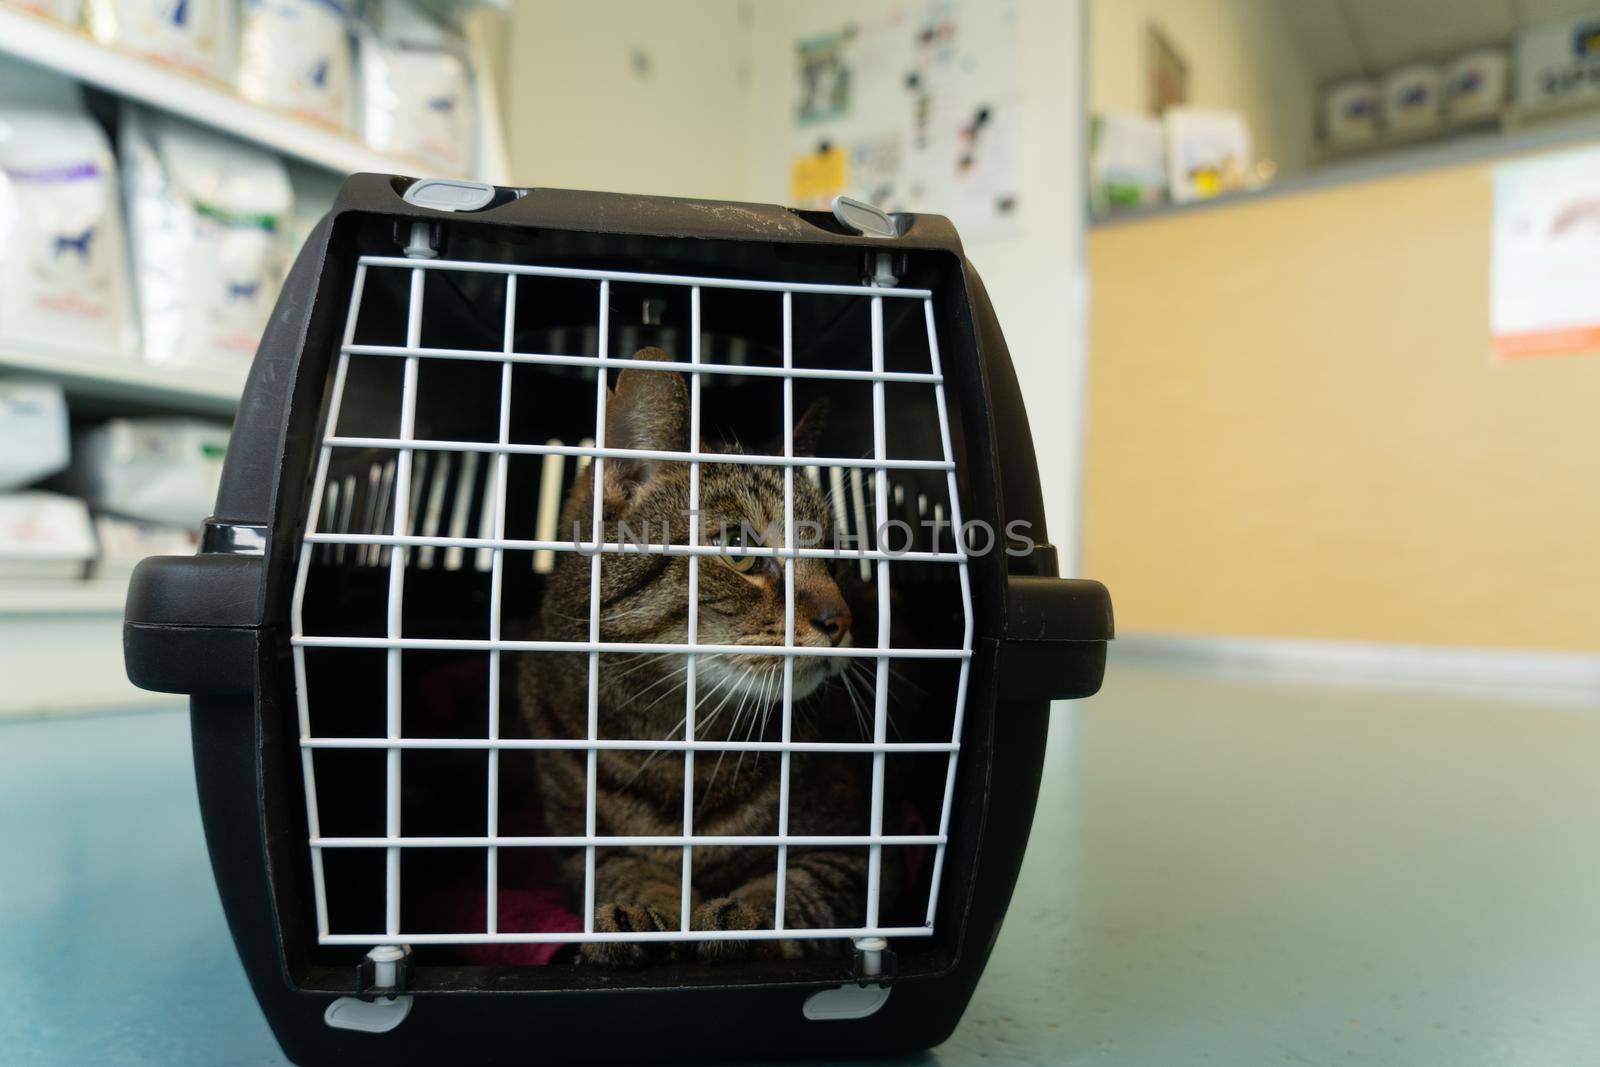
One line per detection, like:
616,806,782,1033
605,346,688,492
788,396,830,457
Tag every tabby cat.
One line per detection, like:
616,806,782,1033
519,347,872,965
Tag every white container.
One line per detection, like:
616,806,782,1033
91,513,198,578
1381,64,1442,136
3,1,81,22
1515,16,1600,113
1163,107,1252,204
238,0,356,131
0,105,138,358
85,0,237,82
1090,110,1166,211
0,490,95,579
1323,79,1379,146
358,0,476,173
0,381,70,491
1444,48,1508,123
68,417,229,527
120,107,293,371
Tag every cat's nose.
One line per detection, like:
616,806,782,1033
811,607,853,646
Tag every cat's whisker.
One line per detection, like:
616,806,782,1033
603,652,681,685
837,667,872,742
732,672,776,787
842,658,900,737
629,666,690,704
705,665,773,799
621,669,737,790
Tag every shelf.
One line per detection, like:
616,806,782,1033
0,577,128,615
0,578,171,715
415,0,507,21
0,7,462,180
0,340,242,417
1092,106,1600,229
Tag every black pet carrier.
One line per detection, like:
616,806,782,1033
123,175,1112,1065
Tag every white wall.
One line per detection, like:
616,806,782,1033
504,0,748,198
741,0,1090,571
1089,0,1315,175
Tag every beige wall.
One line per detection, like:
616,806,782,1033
503,0,747,198
1089,0,1315,175
1083,154,1600,652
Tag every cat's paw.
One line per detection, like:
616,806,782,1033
577,901,677,967
690,897,770,963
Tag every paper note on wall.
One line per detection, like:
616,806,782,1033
790,145,848,205
1491,147,1600,358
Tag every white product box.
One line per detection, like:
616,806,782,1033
91,512,199,578
85,0,237,82
68,417,228,527
1515,16,1600,112
238,0,356,131
1381,65,1442,135
1163,107,1252,204
3,0,81,21
0,490,95,579
120,107,293,371
1444,48,1509,123
1090,111,1166,211
1323,79,1379,145
359,0,476,172
0,105,139,358
0,380,70,491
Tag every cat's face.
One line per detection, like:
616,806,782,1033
541,349,854,739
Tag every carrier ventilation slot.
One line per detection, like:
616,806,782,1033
319,452,954,577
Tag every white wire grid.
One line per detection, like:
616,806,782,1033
289,254,975,948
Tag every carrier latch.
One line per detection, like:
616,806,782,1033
802,937,895,1022
324,946,413,1034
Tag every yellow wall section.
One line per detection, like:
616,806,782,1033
1083,156,1600,651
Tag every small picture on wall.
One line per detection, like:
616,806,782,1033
1147,23,1188,115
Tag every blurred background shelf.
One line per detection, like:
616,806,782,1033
0,341,241,416
0,575,171,717
0,577,129,615
0,1,511,716
1092,105,1600,228
0,6,457,180
0,3,505,183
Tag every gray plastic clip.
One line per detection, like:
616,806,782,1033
402,177,497,213
831,195,900,238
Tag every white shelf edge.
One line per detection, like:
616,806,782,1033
0,576,130,615
0,7,465,180
0,339,243,415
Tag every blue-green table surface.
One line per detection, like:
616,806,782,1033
4,655,1598,1065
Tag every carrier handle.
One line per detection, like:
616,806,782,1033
124,554,263,696
995,575,1112,702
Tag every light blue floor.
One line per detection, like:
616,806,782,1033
5,655,1600,1065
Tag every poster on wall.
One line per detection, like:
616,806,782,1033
1491,147,1600,358
786,0,1022,242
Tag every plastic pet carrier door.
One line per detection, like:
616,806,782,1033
124,175,1112,1065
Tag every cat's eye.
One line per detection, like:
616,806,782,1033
714,527,762,574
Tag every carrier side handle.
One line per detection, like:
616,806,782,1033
124,554,263,696
995,575,1113,702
